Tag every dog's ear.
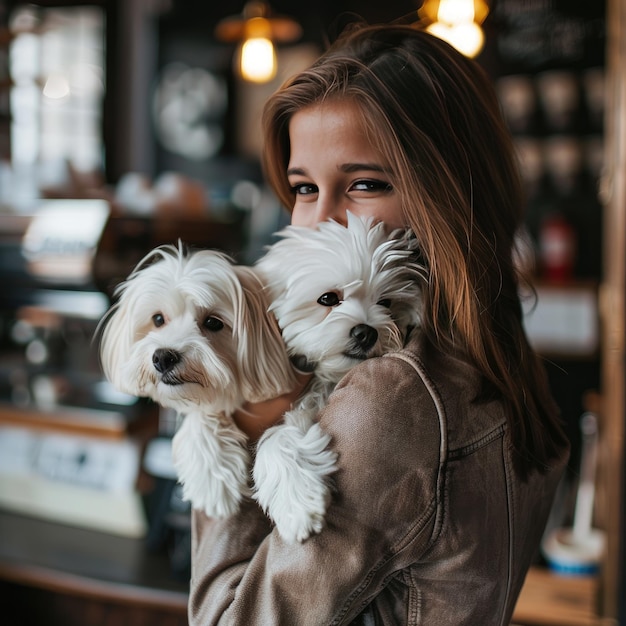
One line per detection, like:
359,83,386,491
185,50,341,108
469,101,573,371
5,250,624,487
97,293,134,394
96,245,178,393
233,266,296,403
96,265,152,396
401,229,428,268
384,228,429,280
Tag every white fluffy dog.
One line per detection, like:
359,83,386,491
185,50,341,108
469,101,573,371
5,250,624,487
253,214,426,543
98,244,296,518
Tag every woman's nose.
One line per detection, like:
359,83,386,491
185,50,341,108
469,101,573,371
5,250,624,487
315,195,347,225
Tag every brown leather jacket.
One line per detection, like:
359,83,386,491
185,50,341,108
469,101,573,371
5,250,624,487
189,330,570,625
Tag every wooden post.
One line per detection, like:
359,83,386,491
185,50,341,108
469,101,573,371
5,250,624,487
598,0,626,617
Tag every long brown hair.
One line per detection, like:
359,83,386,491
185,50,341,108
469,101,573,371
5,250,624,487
262,23,567,478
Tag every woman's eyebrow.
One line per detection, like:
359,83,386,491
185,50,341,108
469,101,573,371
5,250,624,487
340,162,389,173
286,163,390,176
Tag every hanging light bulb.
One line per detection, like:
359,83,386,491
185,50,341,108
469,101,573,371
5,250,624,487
216,2,301,84
427,20,484,58
418,0,489,58
238,14,276,83
240,36,276,82
437,0,476,23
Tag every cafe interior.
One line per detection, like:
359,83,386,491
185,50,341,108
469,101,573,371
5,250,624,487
0,0,624,624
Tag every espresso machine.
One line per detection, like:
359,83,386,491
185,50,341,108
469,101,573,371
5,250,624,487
1,198,245,413
0,200,118,417
0,198,244,572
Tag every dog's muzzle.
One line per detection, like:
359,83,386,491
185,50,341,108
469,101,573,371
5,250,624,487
152,348,182,383
344,324,378,360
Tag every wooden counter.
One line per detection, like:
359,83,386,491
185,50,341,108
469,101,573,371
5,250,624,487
0,510,188,625
513,566,602,626
0,509,604,626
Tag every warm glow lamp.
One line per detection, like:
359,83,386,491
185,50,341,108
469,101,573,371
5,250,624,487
215,2,302,84
418,0,490,58
240,37,276,82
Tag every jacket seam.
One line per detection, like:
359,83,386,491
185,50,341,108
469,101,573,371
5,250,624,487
447,423,506,460
384,349,448,549
500,432,515,626
330,499,437,625
332,347,448,626
404,567,421,625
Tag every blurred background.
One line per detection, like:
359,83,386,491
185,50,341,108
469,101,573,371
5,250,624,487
0,1,623,625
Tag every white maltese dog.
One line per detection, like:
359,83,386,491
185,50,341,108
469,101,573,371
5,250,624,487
98,243,296,518
253,214,426,543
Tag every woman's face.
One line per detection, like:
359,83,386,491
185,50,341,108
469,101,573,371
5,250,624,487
287,100,406,230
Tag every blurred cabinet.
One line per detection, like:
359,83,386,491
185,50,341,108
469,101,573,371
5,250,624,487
491,2,605,458
492,0,606,285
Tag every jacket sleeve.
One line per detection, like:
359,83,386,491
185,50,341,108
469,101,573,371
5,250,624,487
188,353,445,626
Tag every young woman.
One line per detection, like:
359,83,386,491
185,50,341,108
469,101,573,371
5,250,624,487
189,23,570,625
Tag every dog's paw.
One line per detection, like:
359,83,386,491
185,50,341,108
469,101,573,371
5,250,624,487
253,421,337,543
172,414,251,519
275,498,328,544
178,455,250,519
195,483,247,519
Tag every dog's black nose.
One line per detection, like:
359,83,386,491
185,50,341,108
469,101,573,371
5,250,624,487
152,348,181,374
350,324,378,351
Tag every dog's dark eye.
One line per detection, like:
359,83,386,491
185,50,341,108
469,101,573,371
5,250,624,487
317,292,341,307
377,298,392,309
203,316,224,332
152,313,165,327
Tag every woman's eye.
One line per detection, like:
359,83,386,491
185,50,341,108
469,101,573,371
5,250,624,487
290,183,318,196
203,316,224,332
377,298,392,308
317,292,341,307
152,313,165,327
351,179,393,193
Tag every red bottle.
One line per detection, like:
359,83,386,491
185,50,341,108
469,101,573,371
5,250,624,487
539,213,576,283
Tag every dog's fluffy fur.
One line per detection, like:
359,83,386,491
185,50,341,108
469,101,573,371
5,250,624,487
98,244,296,518
253,214,426,543
98,218,425,540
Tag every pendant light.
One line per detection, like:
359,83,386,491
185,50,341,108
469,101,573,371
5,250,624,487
418,0,490,58
215,2,302,83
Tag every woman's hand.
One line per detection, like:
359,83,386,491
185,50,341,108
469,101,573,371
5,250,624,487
233,370,312,442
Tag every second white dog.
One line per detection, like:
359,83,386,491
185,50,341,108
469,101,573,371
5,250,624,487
253,214,426,543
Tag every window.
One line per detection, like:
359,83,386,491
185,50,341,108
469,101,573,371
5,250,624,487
7,5,105,210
